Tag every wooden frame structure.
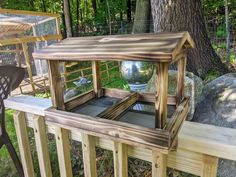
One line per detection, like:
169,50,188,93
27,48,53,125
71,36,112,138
33,32,195,176
0,8,62,94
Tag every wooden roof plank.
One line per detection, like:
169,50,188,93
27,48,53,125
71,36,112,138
33,32,194,62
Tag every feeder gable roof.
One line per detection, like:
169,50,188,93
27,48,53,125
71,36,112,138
33,32,195,62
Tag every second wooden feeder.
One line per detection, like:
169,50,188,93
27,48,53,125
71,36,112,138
33,32,194,172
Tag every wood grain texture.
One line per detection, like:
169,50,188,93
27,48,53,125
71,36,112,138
165,97,190,148
98,92,139,120
45,109,170,153
13,111,35,177
176,54,187,105
0,34,62,46
113,142,128,177
155,63,169,128
22,42,35,94
33,115,52,177
152,151,167,177
92,61,102,97
47,60,65,110
65,90,95,110
32,32,194,62
55,127,73,177
201,155,218,177
81,134,97,177
103,88,176,105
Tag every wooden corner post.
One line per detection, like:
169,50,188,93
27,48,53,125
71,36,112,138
155,62,169,129
48,60,65,110
176,53,187,105
92,61,102,97
22,42,36,94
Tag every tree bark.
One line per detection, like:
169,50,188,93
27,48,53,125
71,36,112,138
150,0,228,77
63,0,73,37
132,0,151,33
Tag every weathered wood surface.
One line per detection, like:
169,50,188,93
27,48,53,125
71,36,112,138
176,54,187,105
46,108,170,153
92,61,102,97
113,142,128,177
0,34,62,46
33,115,52,177
47,60,65,110
4,95,52,116
201,155,218,177
32,32,194,62
81,134,97,177
65,90,95,110
155,63,169,128
103,88,176,105
55,127,73,177
98,92,139,120
13,111,35,177
165,97,190,147
152,151,167,177
0,8,60,18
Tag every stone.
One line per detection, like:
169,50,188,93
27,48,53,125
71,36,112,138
146,70,204,120
193,73,236,177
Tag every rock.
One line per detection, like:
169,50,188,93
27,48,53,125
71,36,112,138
146,70,204,120
193,73,236,177
64,88,81,101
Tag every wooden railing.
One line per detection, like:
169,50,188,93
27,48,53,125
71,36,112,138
4,95,236,177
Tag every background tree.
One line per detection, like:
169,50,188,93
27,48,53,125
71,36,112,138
63,0,73,37
150,0,228,77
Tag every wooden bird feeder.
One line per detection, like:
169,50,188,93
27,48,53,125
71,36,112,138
33,32,194,157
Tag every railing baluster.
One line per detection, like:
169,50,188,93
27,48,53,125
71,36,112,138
113,142,128,177
201,155,218,177
81,134,97,177
33,115,52,177
55,127,73,177
13,111,35,177
152,151,167,177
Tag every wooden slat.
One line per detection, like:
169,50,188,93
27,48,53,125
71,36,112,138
152,151,167,177
55,127,73,177
98,92,139,120
47,60,65,110
113,142,128,177
0,34,62,46
32,32,194,62
165,97,190,147
176,54,187,105
155,63,169,128
0,49,22,53
22,42,36,94
33,115,52,177
103,88,176,105
65,90,95,110
81,134,97,177
46,109,170,153
201,155,218,177
13,111,35,177
92,61,102,97
0,8,60,17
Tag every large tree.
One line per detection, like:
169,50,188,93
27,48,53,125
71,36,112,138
150,0,228,77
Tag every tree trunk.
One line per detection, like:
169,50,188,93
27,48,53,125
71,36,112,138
132,0,151,33
92,0,97,16
127,0,132,22
63,0,73,37
150,0,228,77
